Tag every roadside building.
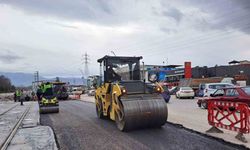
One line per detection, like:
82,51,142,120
192,60,250,85
116,60,250,86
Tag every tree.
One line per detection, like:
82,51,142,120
0,75,15,93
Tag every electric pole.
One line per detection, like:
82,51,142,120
35,71,39,83
82,52,90,79
33,71,39,92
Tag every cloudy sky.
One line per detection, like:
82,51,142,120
0,0,250,77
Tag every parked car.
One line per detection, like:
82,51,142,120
87,90,95,96
176,87,195,99
203,83,234,97
197,86,250,109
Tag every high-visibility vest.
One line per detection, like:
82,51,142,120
41,84,45,92
16,90,21,96
42,84,53,93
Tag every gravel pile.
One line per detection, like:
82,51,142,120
0,93,14,101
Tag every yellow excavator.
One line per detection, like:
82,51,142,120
95,55,168,131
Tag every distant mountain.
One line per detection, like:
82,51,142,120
0,72,41,87
0,72,85,87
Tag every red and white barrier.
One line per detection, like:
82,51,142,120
207,100,250,143
69,94,81,100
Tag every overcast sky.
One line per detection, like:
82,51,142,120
0,0,250,77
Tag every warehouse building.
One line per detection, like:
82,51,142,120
192,60,250,85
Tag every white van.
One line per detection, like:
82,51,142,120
203,83,234,97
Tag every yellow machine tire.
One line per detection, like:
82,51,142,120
96,98,104,119
115,112,126,131
114,98,127,131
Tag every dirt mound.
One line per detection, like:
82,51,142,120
0,93,14,101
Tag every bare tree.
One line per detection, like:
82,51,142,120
0,75,15,93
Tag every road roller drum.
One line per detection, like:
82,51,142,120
115,95,168,131
40,106,59,114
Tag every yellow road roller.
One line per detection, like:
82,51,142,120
39,82,59,114
95,55,168,131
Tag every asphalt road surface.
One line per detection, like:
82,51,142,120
41,100,245,150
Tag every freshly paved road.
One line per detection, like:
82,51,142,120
41,100,245,150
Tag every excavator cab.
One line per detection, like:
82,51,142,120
95,55,168,131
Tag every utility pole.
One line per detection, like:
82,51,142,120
79,68,85,85
82,52,90,79
100,62,102,81
34,71,39,83
33,71,39,92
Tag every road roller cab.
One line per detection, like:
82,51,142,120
95,55,168,131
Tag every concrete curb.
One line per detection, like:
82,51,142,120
166,122,249,150
77,99,95,104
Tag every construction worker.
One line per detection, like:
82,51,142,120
37,86,43,101
31,91,35,101
14,92,17,102
42,82,53,96
15,89,21,102
20,89,24,105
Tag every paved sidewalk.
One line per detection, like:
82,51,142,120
168,96,250,148
22,102,40,128
8,126,57,150
0,101,58,150
0,103,29,147
0,102,18,115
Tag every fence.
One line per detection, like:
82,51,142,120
207,100,250,143
69,94,81,100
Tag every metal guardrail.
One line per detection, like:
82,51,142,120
0,104,32,150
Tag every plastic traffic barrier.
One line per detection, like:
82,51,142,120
69,94,81,100
207,100,250,143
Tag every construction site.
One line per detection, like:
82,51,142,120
1,1,250,150
0,55,250,150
